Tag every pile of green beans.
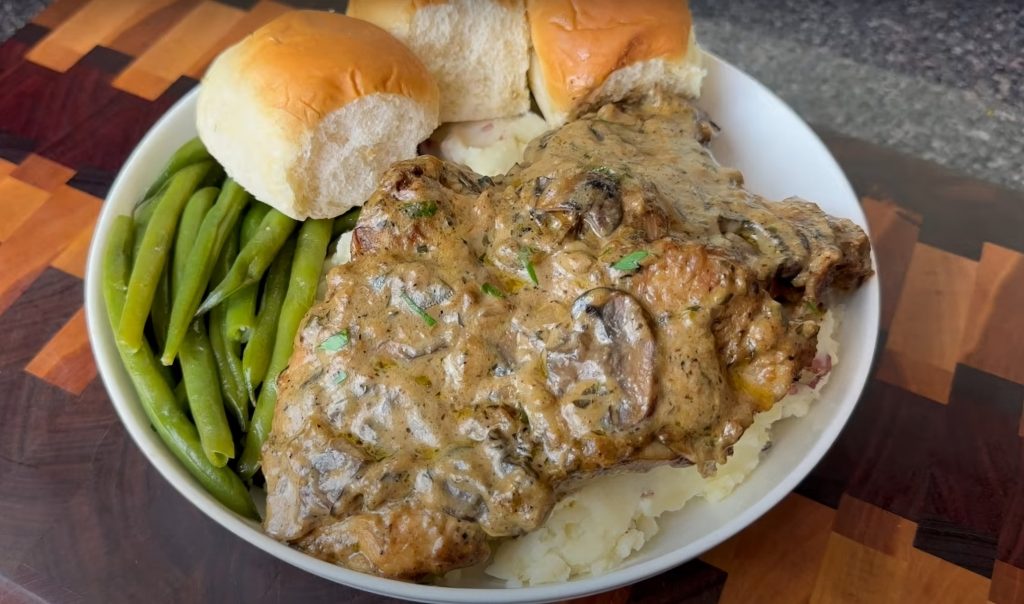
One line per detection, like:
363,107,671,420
103,137,347,516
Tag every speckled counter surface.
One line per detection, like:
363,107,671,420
2,0,1021,191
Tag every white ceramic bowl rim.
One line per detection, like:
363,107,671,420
85,54,880,604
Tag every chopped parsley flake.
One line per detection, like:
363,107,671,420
401,292,438,327
611,250,650,272
401,200,438,218
481,283,505,298
519,248,539,285
320,329,350,352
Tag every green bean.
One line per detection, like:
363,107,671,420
143,137,212,199
150,263,172,352
196,209,297,317
332,206,361,237
239,219,332,479
103,215,257,519
131,189,162,263
172,187,217,296
170,185,234,466
173,380,188,412
180,318,234,467
119,161,213,353
241,237,294,402
162,179,251,365
201,163,226,189
225,203,272,343
135,193,172,353
208,227,249,431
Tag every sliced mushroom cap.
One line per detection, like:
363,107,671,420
569,288,656,427
534,171,623,238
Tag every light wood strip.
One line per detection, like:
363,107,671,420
9,154,75,193
810,533,907,603
991,560,1024,604
25,308,96,395
713,494,835,603
186,0,292,78
112,1,245,100
875,348,955,407
107,0,201,57
0,185,101,316
50,216,97,279
901,547,990,602
878,243,977,404
31,0,89,29
833,494,917,560
0,177,50,243
960,244,1024,384
26,0,175,73
862,197,922,330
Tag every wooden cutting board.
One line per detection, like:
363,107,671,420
1,2,1022,603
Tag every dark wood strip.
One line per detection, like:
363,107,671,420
914,518,998,578
39,76,196,188
913,365,1024,577
798,379,943,517
821,127,1024,260
627,559,726,604
0,130,35,164
0,58,122,156
997,447,1024,569
77,45,134,76
0,268,80,371
10,23,50,46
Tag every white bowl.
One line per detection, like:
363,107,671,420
85,54,879,603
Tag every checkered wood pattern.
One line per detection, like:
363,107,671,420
1,2,1022,602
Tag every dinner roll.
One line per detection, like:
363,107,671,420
527,0,705,126
346,0,530,122
197,11,439,220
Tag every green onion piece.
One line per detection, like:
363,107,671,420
481,283,505,298
804,300,824,317
519,248,539,285
686,305,702,312
320,329,350,352
612,250,650,272
333,370,348,385
401,292,438,327
401,201,438,219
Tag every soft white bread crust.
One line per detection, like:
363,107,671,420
197,11,439,219
347,0,531,122
527,0,705,127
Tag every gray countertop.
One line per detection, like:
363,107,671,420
3,0,1021,191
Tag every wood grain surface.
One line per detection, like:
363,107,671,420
1,2,1022,603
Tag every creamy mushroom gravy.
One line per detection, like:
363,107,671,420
262,96,873,579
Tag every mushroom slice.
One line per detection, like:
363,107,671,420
535,171,623,238
570,288,656,426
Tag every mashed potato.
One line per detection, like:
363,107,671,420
429,112,548,175
484,310,840,586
